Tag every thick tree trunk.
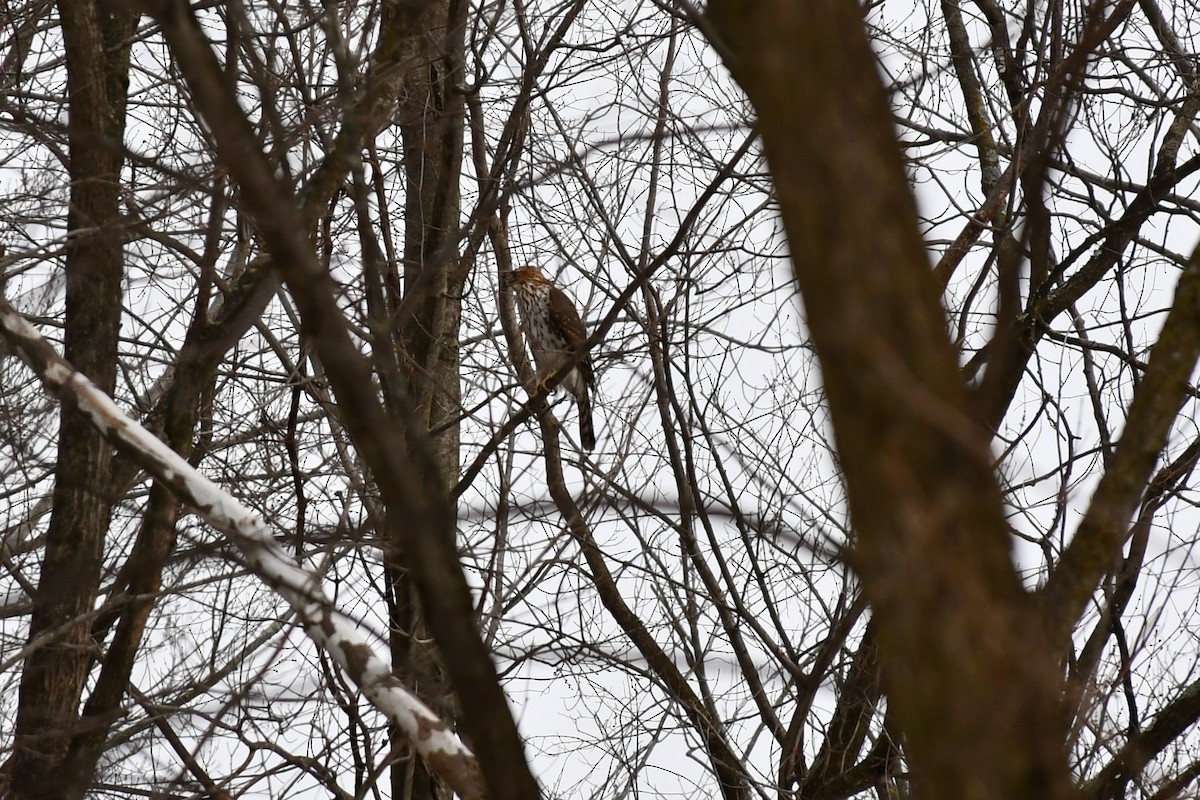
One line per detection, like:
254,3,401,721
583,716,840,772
705,2,1080,799
394,0,467,479
4,3,135,798
385,1,468,798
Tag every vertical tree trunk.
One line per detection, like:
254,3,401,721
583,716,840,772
705,2,1079,800
396,0,467,487
385,1,467,798
4,3,135,798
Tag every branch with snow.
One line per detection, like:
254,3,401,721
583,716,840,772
0,298,485,800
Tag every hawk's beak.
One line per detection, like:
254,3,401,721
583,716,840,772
501,271,515,287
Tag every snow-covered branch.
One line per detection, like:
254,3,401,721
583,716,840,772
0,298,485,800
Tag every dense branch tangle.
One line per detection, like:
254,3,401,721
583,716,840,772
0,0,1198,799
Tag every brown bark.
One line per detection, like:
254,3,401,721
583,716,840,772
0,291,488,800
4,3,135,798
394,0,467,475
381,1,467,797
797,624,884,800
388,0,465,565
57,358,215,796
36,0,467,790
705,2,1079,799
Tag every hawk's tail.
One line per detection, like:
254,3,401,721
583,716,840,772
577,389,596,451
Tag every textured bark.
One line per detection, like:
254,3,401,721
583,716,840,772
392,0,467,483
386,1,467,797
58,386,209,797
42,0,466,791
939,0,1002,195
0,0,487,791
797,624,884,800
705,2,1079,800
4,4,134,797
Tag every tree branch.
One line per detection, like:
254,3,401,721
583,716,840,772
0,298,487,800
1040,246,1200,646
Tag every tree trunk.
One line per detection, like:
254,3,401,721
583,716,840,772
385,1,468,798
4,3,135,798
705,2,1080,799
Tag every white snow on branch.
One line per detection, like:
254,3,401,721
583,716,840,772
0,300,485,800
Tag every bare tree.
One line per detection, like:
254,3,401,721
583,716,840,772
1,0,1199,799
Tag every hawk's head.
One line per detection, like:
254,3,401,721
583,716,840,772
503,265,550,288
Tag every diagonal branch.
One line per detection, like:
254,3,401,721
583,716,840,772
534,413,752,800
705,2,1080,799
1039,246,1200,647
1083,680,1200,800
115,2,542,797
0,298,487,800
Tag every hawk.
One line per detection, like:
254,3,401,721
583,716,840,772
504,265,597,451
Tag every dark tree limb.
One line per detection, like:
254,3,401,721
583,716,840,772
704,2,1079,799
117,2,542,798
0,298,486,800
4,4,136,797
1039,247,1200,647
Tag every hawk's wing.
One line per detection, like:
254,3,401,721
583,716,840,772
548,286,595,387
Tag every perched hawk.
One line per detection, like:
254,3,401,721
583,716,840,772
504,265,597,451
